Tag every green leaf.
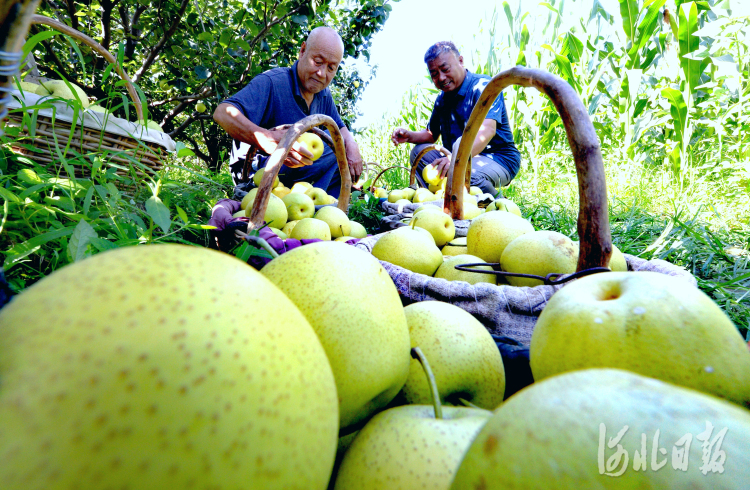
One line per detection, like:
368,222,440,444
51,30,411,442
661,87,688,146
22,30,60,60
198,32,214,42
618,0,639,41
560,33,584,63
502,1,514,36
175,141,196,158
145,196,171,233
4,225,77,269
67,218,98,262
678,1,703,92
219,29,233,48
0,187,20,203
588,0,613,25
635,0,667,51
176,205,189,224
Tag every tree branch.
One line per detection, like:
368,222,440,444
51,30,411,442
235,4,305,86
65,0,79,31
167,111,199,138
186,136,211,164
133,0,190,83
100,0,119,52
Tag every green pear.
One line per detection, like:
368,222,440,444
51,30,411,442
463,202,483,220
240,188,258,210
261,242,412,429
270,227,287,239
409,211,455,247
36,79,90,108
414,204,443,215
289,217,331,240
333,405,491,490
305,187,329,205
232,210,245,218
442,237,468,256
136,119,163,132
412,188,436,203
401,302,505,408
282,192,316,221
467,211,534,264
253,168,280,189
402,188,416,200
434,254,497,285
531,271,750,406
451,369,750,489
246,193,287,229
0,245,339,489
348,221,367,239
372,227,443,276
487,198,522,217
500,230,578,287
469,186,482,196
282,219,300,236
315,206,351,238
17,81,40,93
388,189,406,203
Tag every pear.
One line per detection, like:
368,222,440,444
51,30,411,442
282,219,300,237
282,192,316,221
290,181,313,193
272,185,292,199
333,405,491,490
451,369,750,489
315,206,351,238
0,245,339,489
442,236,468,256
467,211,534,264
414,204,443,215
531,271,750,406
348,221,367,239
469,186,482,196
409,210,455,247
500,230,578,287
245,193,287,228
402,301,505,408
412,188,436,203
434,254,497,285
487,198,522,217
261,242,412,429
305,187,329,205
240,188,258,210
388,189,406,203
253,168,280,189
289,217,331,240
372,226,444,276
402,188,416,200
36,79,90,107
269,227,287,239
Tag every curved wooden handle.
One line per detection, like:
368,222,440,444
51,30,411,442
30,14,144,122
448,66,611,271
368,165,412,192
248,114,352,231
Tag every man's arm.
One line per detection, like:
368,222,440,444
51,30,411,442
339,126,363,183
471,119,497,157
213,103,313,168
390,128,436,146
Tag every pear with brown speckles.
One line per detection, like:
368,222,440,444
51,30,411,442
261,241,412,430
0,244,339,489
450,369,750,489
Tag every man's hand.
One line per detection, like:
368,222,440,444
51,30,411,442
256,128,314,168
345,143,363,183
391,127,411,146
432,156,452,180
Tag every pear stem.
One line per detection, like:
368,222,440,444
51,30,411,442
458,398,481,410
410,347,443,420
243,234,280,259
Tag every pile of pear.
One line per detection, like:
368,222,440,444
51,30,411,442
1,236,749,490
371,191,628,287
234,169,367,241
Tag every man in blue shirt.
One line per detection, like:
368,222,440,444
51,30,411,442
214,27,362,197
391,41,521,196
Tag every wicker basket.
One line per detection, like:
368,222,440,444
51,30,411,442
3,15,174,181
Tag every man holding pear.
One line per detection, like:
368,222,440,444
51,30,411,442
391,41,521,196
214,27,363,197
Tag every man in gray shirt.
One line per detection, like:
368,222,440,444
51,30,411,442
214,27,362,197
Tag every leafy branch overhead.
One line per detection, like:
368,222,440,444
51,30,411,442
28,0,395,171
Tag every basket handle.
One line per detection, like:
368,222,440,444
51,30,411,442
446,66,611,271
29,14,144,122
247,113,352,231
368,165,411,192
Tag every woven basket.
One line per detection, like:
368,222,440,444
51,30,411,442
3,15,173,181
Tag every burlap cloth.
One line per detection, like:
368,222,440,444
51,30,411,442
353,232,698,345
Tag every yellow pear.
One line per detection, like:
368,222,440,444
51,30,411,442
422,164,443,185
414,204,443,215
388,189,406,203
282,192,315,221
290,182,313,193
269,227,287,239
372,227,443,276
402,301,505,408
487,198,522,217
463,202,484,220
314,206,351,238
245,193,287,228
334,236,356,242
289,217,331,240
412,188,436,203
282,220,299,237
500,230,578,287
296,132,325,161
409,210,455,247
402,188,416,200
531,271,750,406
240,188,258,211
469,186,482,196
272,185,291,199
348,221,367,239
36,79,90,107
253,168,280,188
261,242,412,429
467,211,534,264
451,369,750,489
0,245,339,489
434,254,497,285
442,236,468,256
305,187,329,205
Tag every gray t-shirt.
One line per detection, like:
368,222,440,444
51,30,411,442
222,61,345,165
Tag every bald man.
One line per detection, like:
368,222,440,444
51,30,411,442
214,27,363,198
